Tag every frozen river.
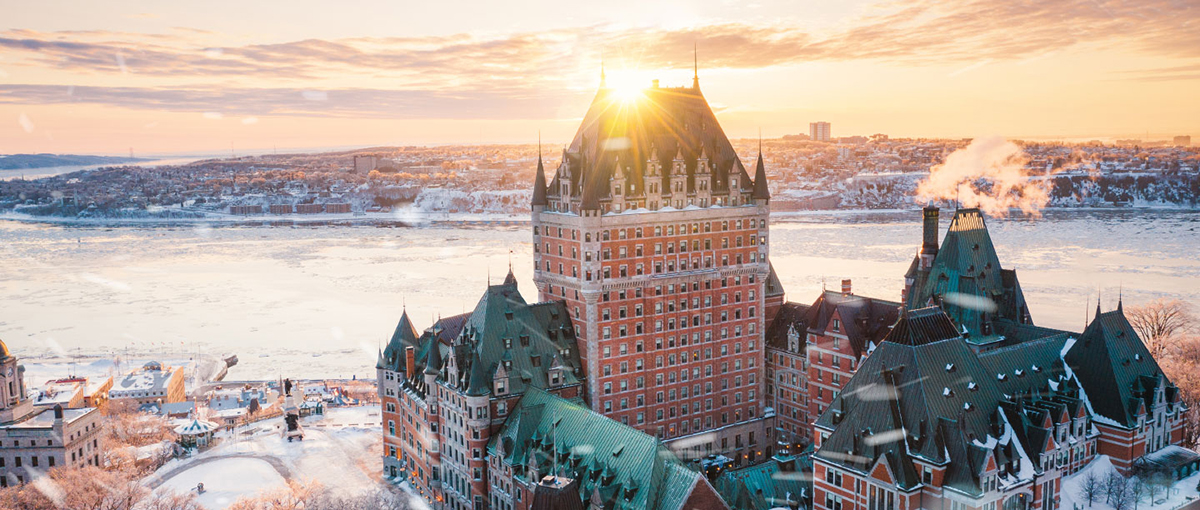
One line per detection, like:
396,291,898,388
1,208,1197,380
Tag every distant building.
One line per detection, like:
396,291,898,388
107,361,185,406
229,205,263,215
809,122,831,142
324,203,352,214
0,339,105,488
295,203,323,214
353,155,379,174
269,204,293,215
1174,135,1192,147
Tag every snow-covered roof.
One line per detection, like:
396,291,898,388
175,419,218,435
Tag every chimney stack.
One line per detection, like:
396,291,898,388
920,206,940,270
405,346,416,376
841,279,852,295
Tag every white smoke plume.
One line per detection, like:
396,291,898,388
916,136,1056,216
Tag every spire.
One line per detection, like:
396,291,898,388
532,139,548,207
693,42,699,89
1096,289,1103,318
1118,283,1123,312
752,144,770,201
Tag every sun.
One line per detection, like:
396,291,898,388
606,73,646,102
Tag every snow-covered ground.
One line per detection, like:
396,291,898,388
161,457,287,509
149,406,390,509
1060,455,1200,510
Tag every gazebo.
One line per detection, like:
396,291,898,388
175,419,219,449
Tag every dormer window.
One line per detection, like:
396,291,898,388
832,319,841,332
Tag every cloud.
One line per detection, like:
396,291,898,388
2,1,1197,81
0,0,1195,117
0,84,583,119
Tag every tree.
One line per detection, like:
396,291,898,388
1127,298,1195,359
0,466,200,510
1079,470,1103,507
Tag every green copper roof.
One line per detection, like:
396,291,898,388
905,208,1031,342
1065,308,1177,428
488,388,710,510
715,456,810,510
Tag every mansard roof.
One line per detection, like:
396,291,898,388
1065,308,1176,428
546,84,756,209
487,388,710,510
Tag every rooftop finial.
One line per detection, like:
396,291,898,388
759,127,763,155
693,42,699,89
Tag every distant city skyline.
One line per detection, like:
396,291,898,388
2,0,1198,154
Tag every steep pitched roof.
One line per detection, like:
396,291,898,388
545,85,754,209
1064,308,1175,428
408,278,582,399
906,208,1030,343
488,388,713,510
805,291,901,357
752,153,770,201
814,307,1048,496
766,302,810,350
379,310,419,371
532,154,548,207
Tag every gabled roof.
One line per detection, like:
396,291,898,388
488,388,711,510
805,291,901,357
766,302,810,350
1065,308,1174,428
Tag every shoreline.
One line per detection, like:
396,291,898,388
1,204,1196,228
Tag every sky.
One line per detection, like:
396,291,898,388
1,0,1198,155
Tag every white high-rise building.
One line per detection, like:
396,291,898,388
809,121,830,142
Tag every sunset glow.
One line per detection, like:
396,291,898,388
1,0,1197,154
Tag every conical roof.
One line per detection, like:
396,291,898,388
752,152,770,201
532,155,548,207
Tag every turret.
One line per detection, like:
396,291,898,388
532,153,548,209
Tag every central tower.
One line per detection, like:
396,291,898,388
531,75,779,465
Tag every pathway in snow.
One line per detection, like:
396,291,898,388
145,452,293,489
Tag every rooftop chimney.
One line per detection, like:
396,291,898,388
841,279,852,296
405,346,416,376
920,206,939,270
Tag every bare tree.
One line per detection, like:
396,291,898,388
227,480,414,510
1079,470,1103,507
0,467,200,510
1127,299,1195,359
1107,471,1128,505
1112,477,1135,510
